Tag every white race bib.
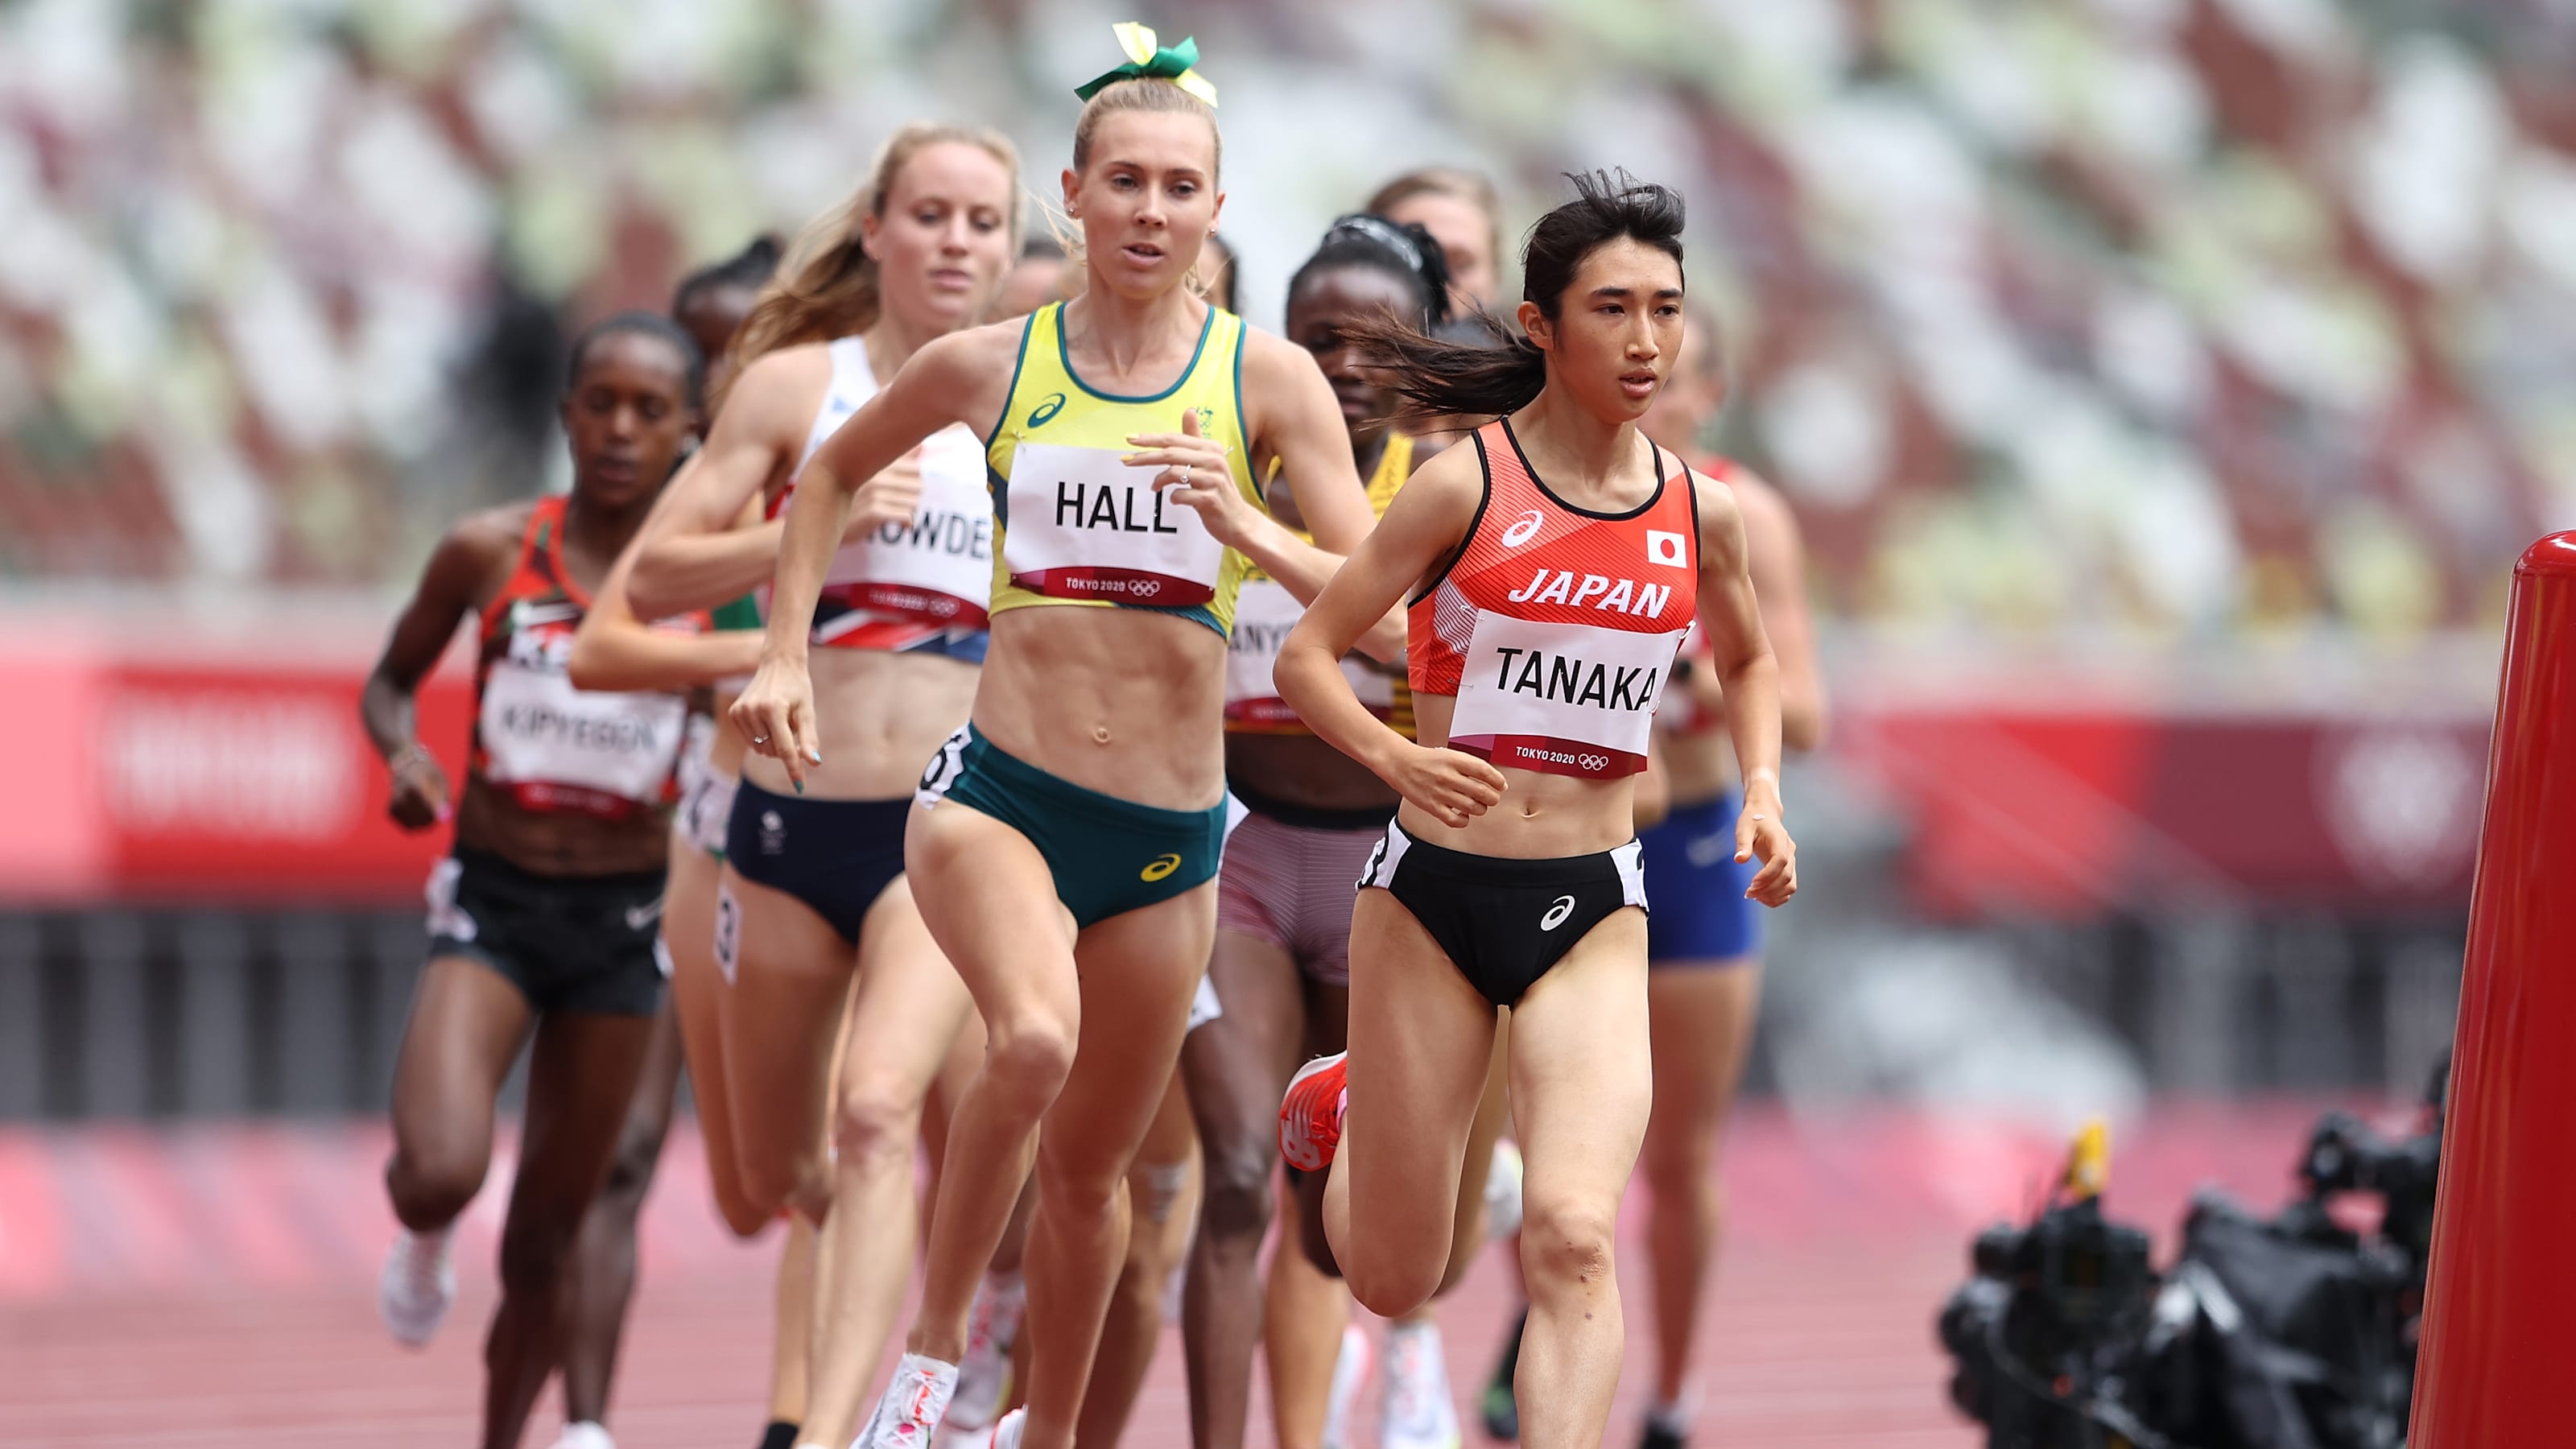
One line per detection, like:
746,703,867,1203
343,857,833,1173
823,424,995,635
1447,612,1683,778
1004,442,1224,607
1224,578,1394,728
479,638,689,814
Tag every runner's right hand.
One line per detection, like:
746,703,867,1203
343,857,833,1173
843,448,926,539
1387,744,1506,828
730,655,822,791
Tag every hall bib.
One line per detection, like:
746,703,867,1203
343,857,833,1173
1003,442,1224,608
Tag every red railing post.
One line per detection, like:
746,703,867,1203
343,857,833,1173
2409,532,2576,1446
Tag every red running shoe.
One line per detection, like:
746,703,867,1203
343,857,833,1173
1279,1052,1348,1172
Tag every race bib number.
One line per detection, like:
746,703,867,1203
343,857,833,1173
478,638,689,815
712,883,741,985
1224,578,1393,729
1004,443,1224,607
1447,612,1683,778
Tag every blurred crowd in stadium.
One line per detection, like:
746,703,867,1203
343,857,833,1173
6,0,2576,642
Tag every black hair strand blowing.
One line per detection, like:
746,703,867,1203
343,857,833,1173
1354,169,1684,424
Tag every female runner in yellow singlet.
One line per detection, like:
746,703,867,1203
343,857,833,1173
733,29,1394,1449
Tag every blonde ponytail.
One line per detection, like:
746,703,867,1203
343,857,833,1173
716,122,1022,412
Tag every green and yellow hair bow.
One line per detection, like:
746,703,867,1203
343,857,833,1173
1075,23,1219,107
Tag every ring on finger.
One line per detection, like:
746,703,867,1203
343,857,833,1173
752,734,770,745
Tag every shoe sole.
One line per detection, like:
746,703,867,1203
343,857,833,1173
1279,1053,1346,1173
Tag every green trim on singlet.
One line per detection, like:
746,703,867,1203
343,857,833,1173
711,594,763,631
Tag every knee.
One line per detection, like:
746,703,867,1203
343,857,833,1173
833,1082,923,1178
1345,1251,1443,1321
740,1146,824,1221
1521,1195,1620,1299
710,1181,772,1241
497,1212,583,1297
386,1141,487,1229
1196,1146,1276,1245
597,1118,668,1212
980,1014,1076,1113
1035,1144,1125,1224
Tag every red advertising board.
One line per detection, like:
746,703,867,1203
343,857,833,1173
0,622,2498,914
0,625,470,906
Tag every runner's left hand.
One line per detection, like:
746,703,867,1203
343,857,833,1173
1129,409,1256,548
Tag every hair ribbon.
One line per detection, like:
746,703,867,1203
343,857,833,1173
1075,23,1219,107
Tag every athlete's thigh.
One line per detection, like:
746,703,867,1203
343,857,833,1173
514,1009,659,1221
1445,1026,1514,1267
1642,964,1761,1161
718,865,852,1161
390,955,535,1156
1182,928,1307,1160
1301,974,1351,1056
663,840,761,1227
1044,884,1220,1179
1136,1063,1198,1168
1343,888,1499,1240
1508,910,1653,1209
621,994,685,1148
904,800,1080,1031
840,876,977,1108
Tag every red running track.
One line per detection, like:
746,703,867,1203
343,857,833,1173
0,1101,2372,1447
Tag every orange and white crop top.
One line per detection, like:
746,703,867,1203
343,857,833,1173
1408,420,1698,779
473,496,702,819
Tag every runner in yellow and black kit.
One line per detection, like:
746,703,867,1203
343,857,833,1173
733,31,1397,1449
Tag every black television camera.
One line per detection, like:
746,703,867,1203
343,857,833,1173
1938,1125,2170,1449
1939,1064,2445,1449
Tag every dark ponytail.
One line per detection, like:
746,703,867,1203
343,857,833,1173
1356,169,1685,423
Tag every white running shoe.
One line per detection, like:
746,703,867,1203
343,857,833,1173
1483,1139,1525,1242
379,1228,456,1348
946,1274,1026,1431
1381,1321,1462,1449
1321,1322,1373,1449
857,1352,960,1448
989,1409,1026,1449
548,1423,615,1449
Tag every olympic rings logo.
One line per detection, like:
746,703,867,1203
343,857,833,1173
1578,753,1611,772
1129,579,1163,599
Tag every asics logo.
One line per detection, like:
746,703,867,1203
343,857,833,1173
1501,510,1546,548
1141,852,1183,881
1026,392,1067,427
1539,895,1576,931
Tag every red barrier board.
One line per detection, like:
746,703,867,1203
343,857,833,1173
96,663,473,901
0,625,2497,911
